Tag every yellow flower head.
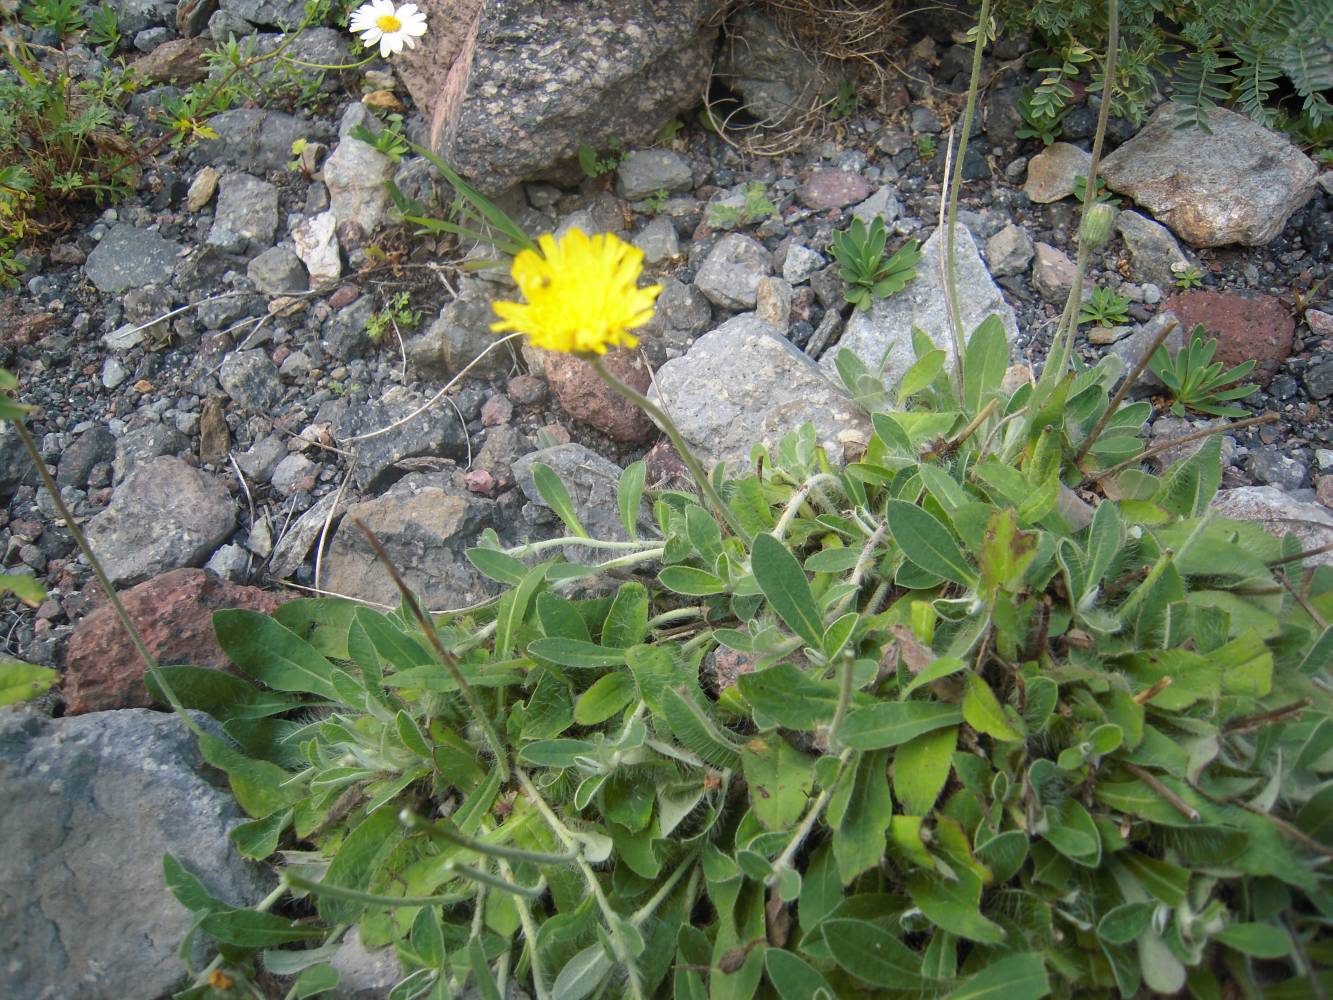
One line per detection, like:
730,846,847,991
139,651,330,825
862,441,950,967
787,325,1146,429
491,229,662,355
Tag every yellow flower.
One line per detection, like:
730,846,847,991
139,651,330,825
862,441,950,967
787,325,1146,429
491,229,662,355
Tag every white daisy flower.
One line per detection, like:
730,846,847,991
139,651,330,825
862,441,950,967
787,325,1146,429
348,0,427,58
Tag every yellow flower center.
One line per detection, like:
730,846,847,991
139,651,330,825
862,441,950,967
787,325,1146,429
376,13,402,32
490,229,662,356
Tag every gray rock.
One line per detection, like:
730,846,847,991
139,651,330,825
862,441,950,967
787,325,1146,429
205,542,250,580
1023,142,1090,203
217,0,305,28
249,27,348,90
101,357,130,389
85,456,236,585
1115,210,1188,287
475,424,526,482
782,244,825,284
57,425,116,489
114,0,168,35
1101,103,1318,247
0,709,271,1000
113,424,188,483
271,453,317,495
1109,311,1184,392
616,149,694,200
714,6,838,129
851,186,904,226
321,472,497,608
695,233,772,310
324,138,395,234
632,215,681,264
85,225,179,294
219,349,283,412
1302,360,1333,400
195,109,327,172
292,210,341,286
205,224,248,254
409,292,514,379
329,386,470,491
233,434,288,483
1245,448,1308,491
1032,242,1076,302
246,245,308,295
208,8,256,40
322,296,376,362
514,444,642,554
267,490,342,579
817,226,1020,385
651,315,871,473
658,278,712,334
329,928,403,1000
755,276,793,332
213,172,280,248
985,223,1035,277
0,419,35,498
397,0,721,194
1212,486,1333,566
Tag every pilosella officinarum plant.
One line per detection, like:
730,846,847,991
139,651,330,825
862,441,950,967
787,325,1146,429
2,0,1328,998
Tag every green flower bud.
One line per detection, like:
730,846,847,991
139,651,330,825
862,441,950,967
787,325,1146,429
1080,203,1117,249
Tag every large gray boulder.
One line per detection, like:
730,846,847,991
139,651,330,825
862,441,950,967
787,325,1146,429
1211,486,1333,567
84,225,180,294
818,226,1020,385
84,456,236,586
0,709,271,1000
321,472,498,609
394,0,723,193
1101,103,1318,247
650,315,871,474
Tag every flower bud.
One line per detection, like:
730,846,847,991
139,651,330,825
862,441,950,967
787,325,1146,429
1080,202,1117,249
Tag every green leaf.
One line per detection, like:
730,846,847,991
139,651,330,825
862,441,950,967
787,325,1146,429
821,612,860,660
295,964,341,998
979,507,1038,595
945,952,1049,1000
537,592,592,642
551,943,613,1000
741,733,815,831
317,806,403,925
230,808,292,860
751,532,825,649
962,673,1022,741
164,854,233,915
657,565,728,596
531,462,589,537
1096,902,1154,946
0,572,44,607
840,701,962,750
1158,436,1222,517
963,315,1010,415
602,582,648,649
797,841,840,935
214,609,339,701
738,662,842,730
465,546,529,586
197,733,300,819
0,660,57,706
765,950,835,999
906,870,1006,944
1215,922,1291,958
893,725,956,815
831,750,894,883
661,687,742,770
822,918,925,988
898,349,947,403
573,671,636,726
887,500,977,588
527,637,626,669
902,656,966,697
1118,852,1189,906
618,460,647,540
494,562,548,660
200,909,323,947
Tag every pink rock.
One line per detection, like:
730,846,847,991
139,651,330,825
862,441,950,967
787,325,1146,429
506,374,548,405
542,349,656,443
464,469,497,496
328,284,360,310
63,568,285,715
798,168,871,211
480,393,513,427
1163,290,1294,386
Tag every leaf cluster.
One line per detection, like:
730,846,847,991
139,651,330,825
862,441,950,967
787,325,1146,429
1149,325,1259,417
1077,284,1131,327
164,308,1332,998
831,217,921,312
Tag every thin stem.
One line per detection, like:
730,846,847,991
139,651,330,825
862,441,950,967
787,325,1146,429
828,653,857,751
647,606,707,629
1123,762,1200,822
283,870,468,907
770,749,852,877
629,852,697,927
942,0,992,396
774,473,843,542
945,397,1000,453
493,853,550,1000
1079,412,1279,487
591,357,748,542
1268,542,1333,567
1073,318,1178,467
503,535,658,558
353,518,509,781
401,810,578,864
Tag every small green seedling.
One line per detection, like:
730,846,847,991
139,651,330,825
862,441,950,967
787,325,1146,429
1150,325,1258,417
831,216,922,311
1172,264,1204,289
1078,285,1132,326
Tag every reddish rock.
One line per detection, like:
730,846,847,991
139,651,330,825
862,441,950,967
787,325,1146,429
798,168,871,211
542,349,656,443
328,284,361,310
1163,290,1294,386
131,37,211,85
1318,476,1333,510
704,647,762,693
480,393,513,427
62,568,285,715
464,468,497,496
643,439,694,493
506,374,547,405
539,423,572,445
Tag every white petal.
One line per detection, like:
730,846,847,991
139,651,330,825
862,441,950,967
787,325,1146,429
380,33,404,57
359,26,382,44
397,3,418,15
401,14,426,35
